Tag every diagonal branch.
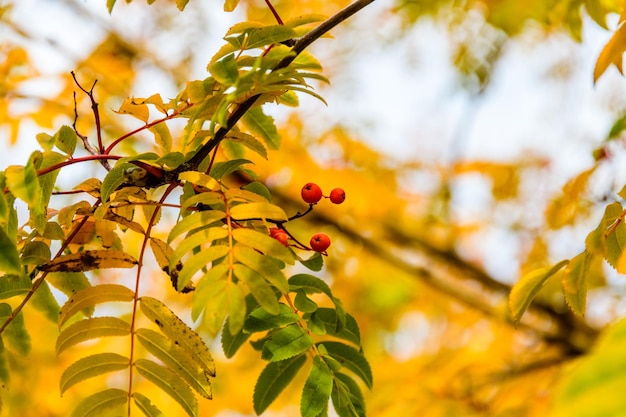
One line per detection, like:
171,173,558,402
179,0,377,173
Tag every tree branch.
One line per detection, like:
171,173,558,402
180,0,377,172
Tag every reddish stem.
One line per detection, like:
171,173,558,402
37,154,122,177
264,0,284,25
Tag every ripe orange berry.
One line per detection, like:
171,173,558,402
269,227,281,237
329,188,345,204
301,183,323,204
310,233,331,252
273,231,289,247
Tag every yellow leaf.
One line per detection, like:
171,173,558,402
58,284,135,327
594,13,626,82
39,250,137,273
115,97,149,123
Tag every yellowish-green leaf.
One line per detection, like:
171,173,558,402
54,125,78,156
132,392,165,417
509,260,569,325
39,250,137,273
71,388,127,417
5,160,41,208
58,284,135,327
191,264,229,323
563,252,591,317
176,0,189,11
0,228,20,275
139,296,216,377
230,202,288,222
136,328,213,399
234,245,288,293
232,228,294,264
168,210,226,244
0,306,30,355
0,274,31,299
233,263,279,314
227,282,246,335
176,245,229,292
56,316,131,355
178,171,220,191
60,352,129,394
242,107,280,149
134,359,198,417
148,123,173,153
170,227,228,269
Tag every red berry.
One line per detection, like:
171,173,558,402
273,231,289,247
301,183,323,204
310,233,331,252
269,227,281,237
329,188,346,204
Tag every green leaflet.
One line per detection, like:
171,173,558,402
0,228,21,275
135,359,198,417
253,354,307,415
230,202,288,222
233,263,280,315
549,318,626,417
209,158,252,180
241,107,280,150
192,264,229,322
508,260,569,325
31,279,60,323
21,240,51,265
244,304,300,333
311,308,361,346
221,318,251,358
301,356,333,417
56,316,131,355
232,244,286,289
224,131,268,159
170,227,228,268
168,211,226,244
331,372,366,417
176,245,229,292
71,388,128,417
0,305,30,355
208,53,239,86
320,341,373,389
562,252,590,317
232,228,294,264
132,392,165,417
139,296,216,377
60,352,129,395
53,125,78,156
227,282,247,335
295,290,318,313
136,328,213,399
100,162,135,203
0,274,31,299
246,25,297,49
58,284,135,327
288,274,345,331
261,324,313,362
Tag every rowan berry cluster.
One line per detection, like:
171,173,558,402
269,182,345,254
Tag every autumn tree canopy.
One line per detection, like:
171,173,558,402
2,0,626,416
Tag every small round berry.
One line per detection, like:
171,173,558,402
329,188,346,204
273,231,289,247
269,227,281,237
310,233,331,252
301,183,323,204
